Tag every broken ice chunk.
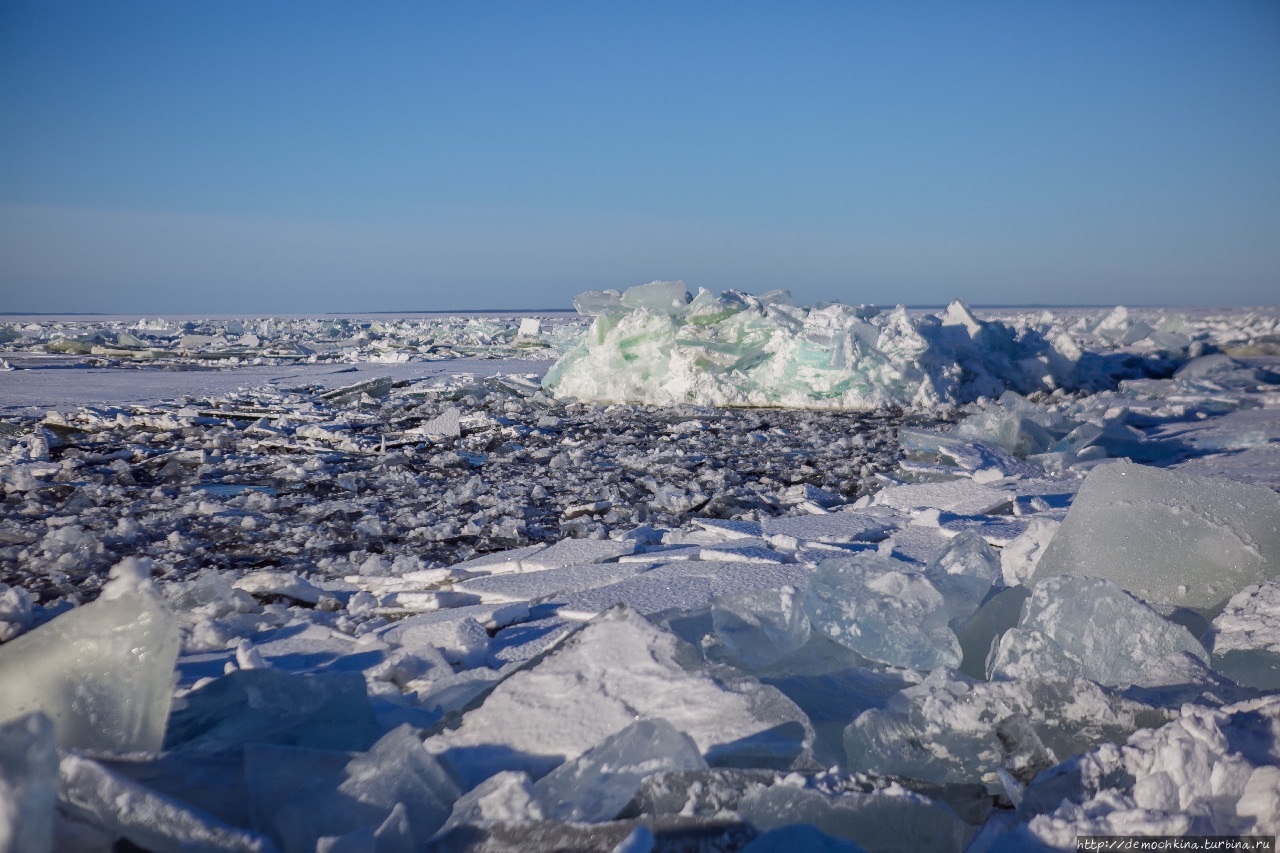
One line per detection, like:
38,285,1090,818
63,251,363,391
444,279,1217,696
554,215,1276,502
532,718,708,823
441,770,543,831
924,530,1002,625
761,511,892,550
1017,575,1210,687
0,561,179,752
0,713,57,853
998,517,1060,587
251,725,459,851
619,280,691,315
233,570,324,605
736,783,967,853
455,561,653,606
380,603,530,668
802,554,961,670
711,585,811,671
1033,460,1280,612
844,672,1163,787
423,606,814,789
320,376,393,405
986,627,1085,681
699,541,789,563
0,582,34,642
897,429,1041,479
1207,578,1280,689
408,406,462,439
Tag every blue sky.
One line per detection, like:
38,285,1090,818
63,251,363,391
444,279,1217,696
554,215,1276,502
1,1,1278,312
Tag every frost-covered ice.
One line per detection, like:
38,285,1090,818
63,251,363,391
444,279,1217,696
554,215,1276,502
0,298,1278,850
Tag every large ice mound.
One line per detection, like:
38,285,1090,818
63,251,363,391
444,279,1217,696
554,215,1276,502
542,282,1169,409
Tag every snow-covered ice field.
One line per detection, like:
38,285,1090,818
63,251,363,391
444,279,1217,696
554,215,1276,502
2,286,1280,852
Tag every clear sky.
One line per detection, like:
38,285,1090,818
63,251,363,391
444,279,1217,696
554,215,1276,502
2,1,1278,313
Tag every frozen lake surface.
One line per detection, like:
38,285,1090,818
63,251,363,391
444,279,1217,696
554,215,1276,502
1,293,1279,851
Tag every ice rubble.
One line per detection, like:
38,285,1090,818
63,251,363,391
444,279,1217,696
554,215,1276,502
0,313,585,367
0,303,1278,850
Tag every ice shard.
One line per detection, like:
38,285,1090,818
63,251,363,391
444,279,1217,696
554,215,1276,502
1012,575,1210,687
735,782,967,853
1033,460,1280,612
1207,578,1280,689
0,713,57,853
532,718,708,823
0,558,179,752
802,554,961,670
710,585,811,670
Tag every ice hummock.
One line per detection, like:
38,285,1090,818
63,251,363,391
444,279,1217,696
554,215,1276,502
843,670,1167,788
543,284,1178,409
1004,696,1280,845
1032,460,1280,611
0,558,179,752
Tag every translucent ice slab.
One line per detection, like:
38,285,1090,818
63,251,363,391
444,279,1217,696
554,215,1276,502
1033,460,1280,611
802,554,961,671
994,575,1209,688
0,713,57,853
736,782,967,853
844,671,1165,787
711,585,811,670
0,560,179,752
532,718,708,823
924,530,1002,626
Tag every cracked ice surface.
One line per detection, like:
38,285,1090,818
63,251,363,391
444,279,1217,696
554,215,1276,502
0,301,1278,851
